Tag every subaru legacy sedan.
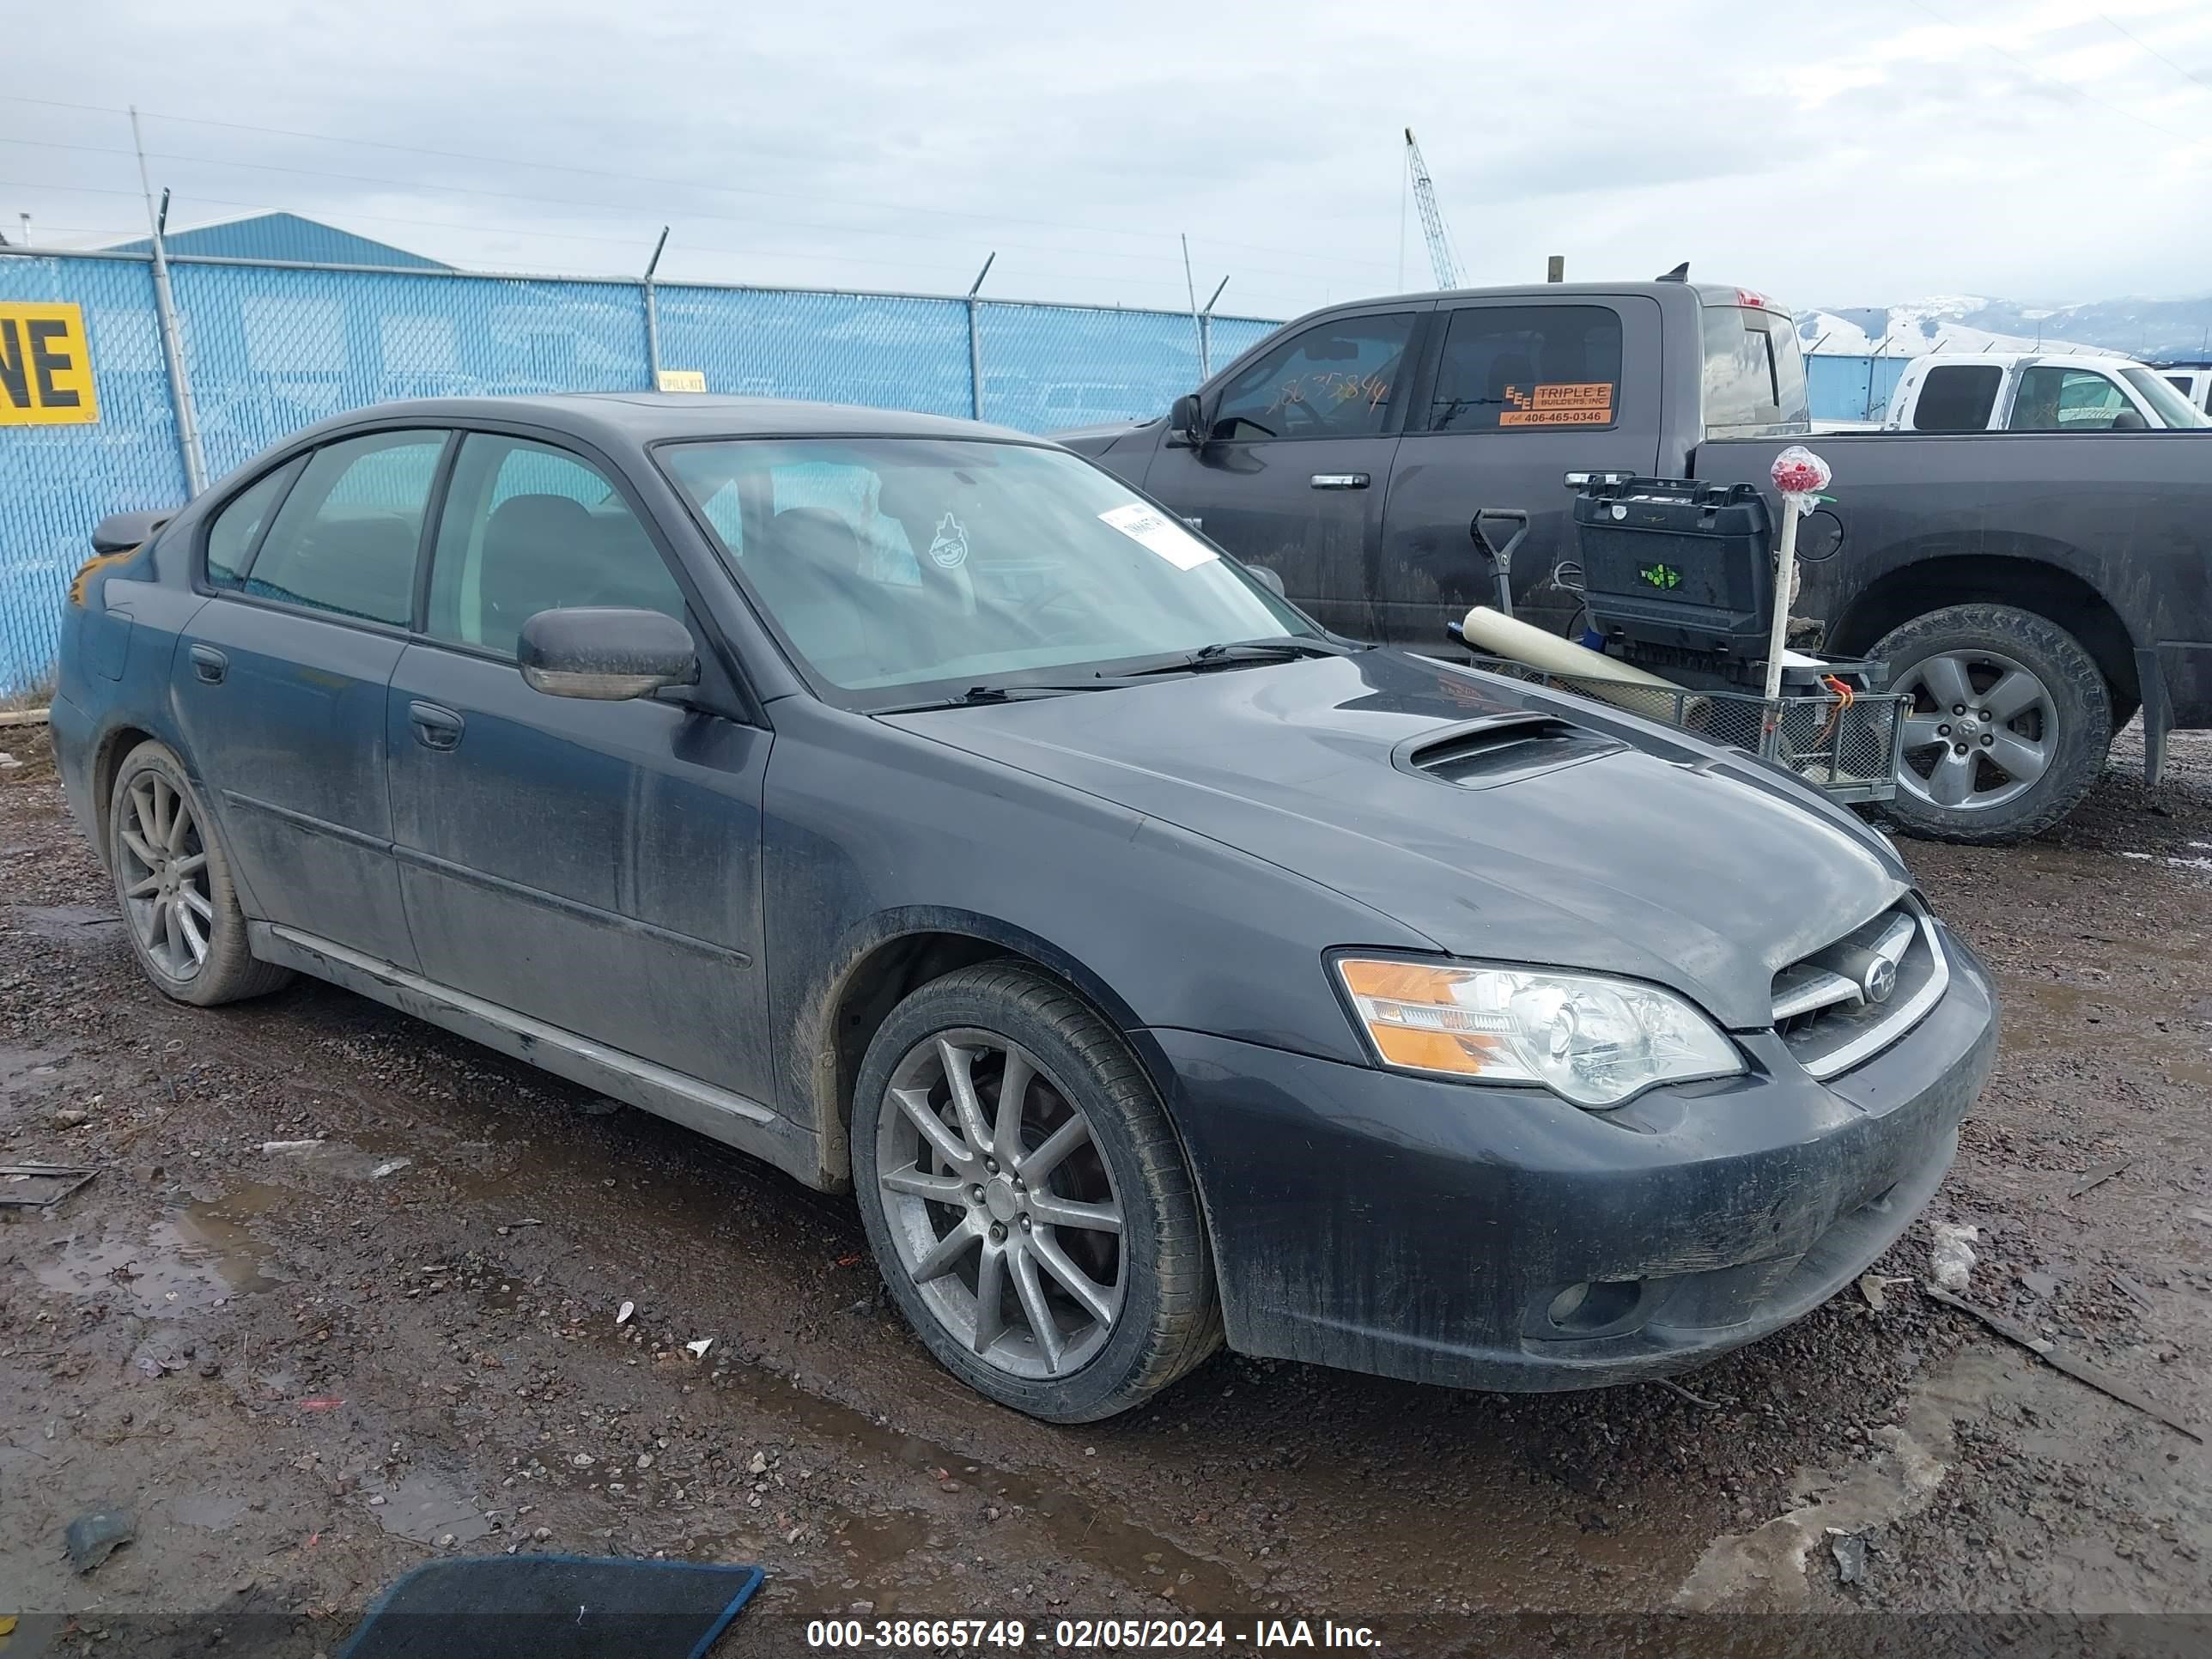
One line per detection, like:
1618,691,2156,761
52,395,1997,1422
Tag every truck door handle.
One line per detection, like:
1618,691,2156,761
1310,472,1370,489
408,701,465,751
188,644,228,684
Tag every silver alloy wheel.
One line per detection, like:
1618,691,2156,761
1893,647,2056,813
875,1029,1125,1379
117,772,214,980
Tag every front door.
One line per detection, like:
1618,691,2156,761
1382,296,1663,643
1139,306,1427,639
384,431,775,1100
172,428,448,969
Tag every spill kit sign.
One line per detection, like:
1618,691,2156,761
1498,381,1611,428
0,302,100,425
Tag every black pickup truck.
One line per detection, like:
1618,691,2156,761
1059,280,2212,843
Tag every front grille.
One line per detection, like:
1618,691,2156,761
1771,901,1948,1079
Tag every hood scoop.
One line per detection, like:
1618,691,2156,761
1395,712,1626,790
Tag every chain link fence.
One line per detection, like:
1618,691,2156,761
0,248,1284,692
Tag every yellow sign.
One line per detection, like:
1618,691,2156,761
655,369,708,393
0,302,100,425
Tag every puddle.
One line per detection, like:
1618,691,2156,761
0,1043,76,1101
33,1186,289,1315
372,1472,495,1546
1673,1347,2003,1610
696,1363,1259,1618
7,904,123,940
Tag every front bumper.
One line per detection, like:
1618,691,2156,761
1154,922,1998,1391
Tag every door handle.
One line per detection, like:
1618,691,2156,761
408,700,465,751
188,644,228,684
1310,472,1370,489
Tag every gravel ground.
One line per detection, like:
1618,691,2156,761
2,723,2208,1656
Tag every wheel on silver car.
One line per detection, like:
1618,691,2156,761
851,962,1220,1421
106,740,292,1006
1872,603,2111,845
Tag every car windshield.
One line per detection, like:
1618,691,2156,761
2120,367,2212,428
660,437,1316,704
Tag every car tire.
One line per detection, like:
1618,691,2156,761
851,961,1221,1422
106,741,293,1006
1872,603,2110,845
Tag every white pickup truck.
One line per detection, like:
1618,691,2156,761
1883,352,2211,432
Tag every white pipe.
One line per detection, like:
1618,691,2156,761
1457,606,1704,719
1762,499,1803,704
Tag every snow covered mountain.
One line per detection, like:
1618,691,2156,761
1794,294,2212,361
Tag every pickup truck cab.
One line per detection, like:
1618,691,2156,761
1883,352,2212,433
1061,281,2212,845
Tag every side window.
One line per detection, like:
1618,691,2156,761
1911,365,2002,432
1425,305,1623,433
246,430,445,625
427,434,687,659
2009,367,2127,431
1208,313,1415,441
204,458,302,589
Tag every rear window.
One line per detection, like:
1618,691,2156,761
1425,305,1623,432
1911,364,2002,431
1700,307,1808,434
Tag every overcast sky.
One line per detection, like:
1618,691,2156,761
5,0,2209,319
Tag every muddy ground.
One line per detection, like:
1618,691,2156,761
2,722,2208,1656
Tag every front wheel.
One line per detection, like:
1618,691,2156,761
852,963,1220,1422
1872,603,2111,844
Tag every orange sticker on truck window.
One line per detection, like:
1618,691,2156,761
1498,381,1613,426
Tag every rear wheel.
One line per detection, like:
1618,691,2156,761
852,963,1220,1422
1872,604,2110,844
106,741,292,1006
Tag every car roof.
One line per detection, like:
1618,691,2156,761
289,392,1046,451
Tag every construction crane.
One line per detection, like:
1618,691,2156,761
1402,127,1462,289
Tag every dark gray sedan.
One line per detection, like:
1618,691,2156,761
52,394,1997,1422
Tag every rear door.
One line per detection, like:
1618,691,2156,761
1138,305,1427,638
1379,296,1662,643
173,427,447,969
385,428,775,1101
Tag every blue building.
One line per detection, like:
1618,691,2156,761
107,210,449,270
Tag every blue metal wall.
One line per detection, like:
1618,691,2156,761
1806,353,1910,425
0,251,1282,691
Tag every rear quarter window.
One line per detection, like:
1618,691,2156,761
1911,364,2002,432
1700,307,1807,435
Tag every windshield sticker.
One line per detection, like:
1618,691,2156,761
1098,502,1217,571
927,511,969,569
1498,382,1613,427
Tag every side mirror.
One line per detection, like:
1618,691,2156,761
2111,408,2148,431
1168,392,1204,446
1248,564,1286,599
518,607,698,701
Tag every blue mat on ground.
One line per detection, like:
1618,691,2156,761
337,1554,763,1659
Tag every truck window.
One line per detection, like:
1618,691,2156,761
1206,313,1416,441
2009,366,2129,431
1700,307,1807,435
1912,364,2002,431
1423,305,1623,432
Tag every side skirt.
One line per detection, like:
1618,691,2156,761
249,921,823,1188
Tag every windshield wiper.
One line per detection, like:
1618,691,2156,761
1111,638,1349,678
873,683,1119,714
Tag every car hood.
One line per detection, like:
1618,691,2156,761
884,651,1910,1030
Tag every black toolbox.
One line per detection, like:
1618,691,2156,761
1573,477,1773,677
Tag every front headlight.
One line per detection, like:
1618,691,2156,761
1334,957,1744,1108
